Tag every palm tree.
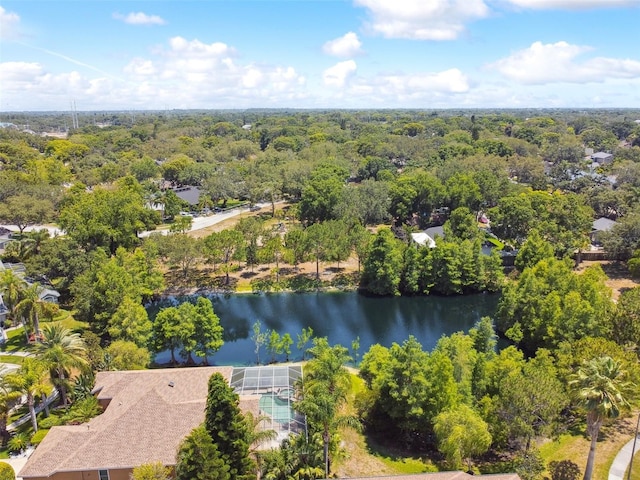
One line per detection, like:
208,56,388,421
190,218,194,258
15,283,58,340
34,324,88,406
0,367,21,445
569,356,636,480
7,358,52,432
296,339,361,478
0,269,27,323
244,411,277,480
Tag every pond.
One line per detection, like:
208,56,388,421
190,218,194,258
150,291,500,366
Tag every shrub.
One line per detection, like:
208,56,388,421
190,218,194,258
7,432,28,453
549,460,581,480
0,462,15,480
30,429,49,445
39,415,64,429
62,396,101,425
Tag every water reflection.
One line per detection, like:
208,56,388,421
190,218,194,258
150,291,499,366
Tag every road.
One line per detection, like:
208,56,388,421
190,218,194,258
1,203,270,240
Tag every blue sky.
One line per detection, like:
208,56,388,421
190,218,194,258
1,0,640,111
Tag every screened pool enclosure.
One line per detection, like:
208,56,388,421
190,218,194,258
230,365,306,445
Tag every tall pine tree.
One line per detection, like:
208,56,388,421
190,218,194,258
205,373,253,479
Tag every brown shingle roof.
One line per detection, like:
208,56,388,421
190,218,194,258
20,366,233,478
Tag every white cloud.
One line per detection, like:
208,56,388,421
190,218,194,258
501,0,640,9
323,60,358,87
113,12,166,26
354,0,490,40
0,6,20,40
489,41,640,84
323,32,363,57
361,68,470,96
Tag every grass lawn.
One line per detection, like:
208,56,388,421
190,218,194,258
333,373,437,477
539,412,640,480
625,449,640,480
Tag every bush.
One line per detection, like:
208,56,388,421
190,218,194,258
549,460,581,480
0,462,15,480
30,429,49,445
39,415,64,429
62,397,101,425
7,432,28,453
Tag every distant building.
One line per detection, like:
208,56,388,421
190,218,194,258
172,186,202,207
590,217,617,245
591,152,614,165
0,260,60,304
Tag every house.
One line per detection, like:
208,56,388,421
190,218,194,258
0,260,60,304
411,226,445,248
20,367,234,480
20,365,304,480
0,228,13,252
410,232,436,248
0,293,8,326
590,217,617,245
172,186,201,207
591,152,614,165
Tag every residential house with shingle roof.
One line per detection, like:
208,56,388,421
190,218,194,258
19,367,234,480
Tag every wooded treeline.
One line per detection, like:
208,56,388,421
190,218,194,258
1,109,640,477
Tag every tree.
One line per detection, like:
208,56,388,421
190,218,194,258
444,207,480,241
152,233,203,279
602,213,640,261
515,229,554,272
204,229,244,285
59,177,158,253
496,259,613,353
34,324,88,406
568,356,636,480
0,194,53,234
360,228,403,296
296,326,314,361
71,247,163,334
108,296,152,347
433,405,492,471
152,306,182,365
610,287,640,349
304,221,334,280
0,269,26,323
298,164,348,224
7,358,52,433
193,297,224,365
205,373,254,479
0,369,21,444
105,340,150,370
131,462,171,480
251,320,268,365
297,338,361,478
169,215,192,234
493,351,567,450
176,425,231,480
549,460,581,480
15,283,58,339
266,330,281,364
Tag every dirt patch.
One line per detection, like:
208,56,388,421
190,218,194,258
575,260,639,300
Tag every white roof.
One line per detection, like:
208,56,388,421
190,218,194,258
411,232,436,248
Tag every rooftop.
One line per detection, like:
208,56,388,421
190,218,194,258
20,367,233,478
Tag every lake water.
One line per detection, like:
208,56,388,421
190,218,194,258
150,291,500,366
